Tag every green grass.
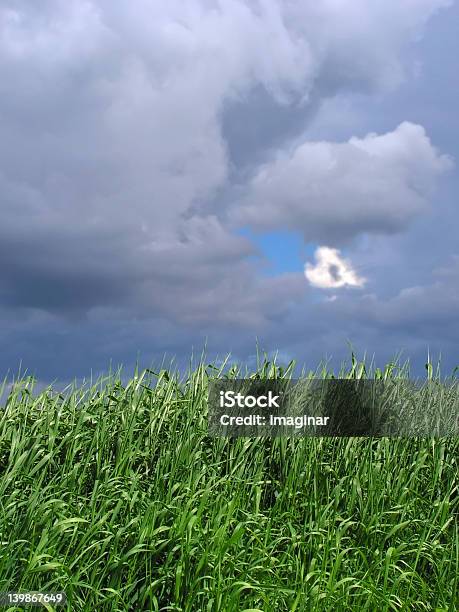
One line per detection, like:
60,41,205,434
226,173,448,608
0,354,458,611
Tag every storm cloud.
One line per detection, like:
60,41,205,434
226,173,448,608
0,0,457,379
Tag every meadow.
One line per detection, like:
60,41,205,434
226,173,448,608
0,355,458,611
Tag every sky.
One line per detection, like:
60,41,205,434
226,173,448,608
0,0,458,382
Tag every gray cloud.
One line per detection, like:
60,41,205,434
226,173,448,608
255,254,459,374
2,255,457,381
0,0,456,380
231,122,453,244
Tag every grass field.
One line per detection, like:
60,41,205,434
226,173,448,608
0,355,458,611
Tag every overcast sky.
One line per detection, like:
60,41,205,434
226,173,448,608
1,0,458,382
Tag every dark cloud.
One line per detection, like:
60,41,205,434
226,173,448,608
2,254,457,380
0,0,457,381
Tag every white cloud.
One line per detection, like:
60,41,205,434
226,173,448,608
305,246,366,289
